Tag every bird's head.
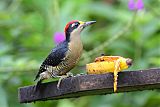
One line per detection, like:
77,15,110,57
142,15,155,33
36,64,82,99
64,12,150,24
64,20,96,41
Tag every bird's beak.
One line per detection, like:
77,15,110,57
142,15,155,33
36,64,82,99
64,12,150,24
80,21,96,28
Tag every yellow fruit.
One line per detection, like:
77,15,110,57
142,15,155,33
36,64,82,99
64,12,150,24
86,56,132,92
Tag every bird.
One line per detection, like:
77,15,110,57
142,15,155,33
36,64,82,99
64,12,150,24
34,20,96,90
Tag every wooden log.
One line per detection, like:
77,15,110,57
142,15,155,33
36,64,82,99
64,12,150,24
18,68,160,103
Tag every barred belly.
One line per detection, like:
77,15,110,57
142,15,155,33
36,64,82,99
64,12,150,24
40,57,79,80
45,39,82,78
53,54,81,76
54,61,72,76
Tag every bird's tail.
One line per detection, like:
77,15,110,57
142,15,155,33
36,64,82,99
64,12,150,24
34,79,42,92
34,74,39,81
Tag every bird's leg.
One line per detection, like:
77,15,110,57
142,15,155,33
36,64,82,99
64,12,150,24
113,59,120,93
56,72,73,89
57,75,67,89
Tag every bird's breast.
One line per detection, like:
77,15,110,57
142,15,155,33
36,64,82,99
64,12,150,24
67,39,83,65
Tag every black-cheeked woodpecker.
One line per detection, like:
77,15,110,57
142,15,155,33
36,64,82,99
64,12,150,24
34,20,96,89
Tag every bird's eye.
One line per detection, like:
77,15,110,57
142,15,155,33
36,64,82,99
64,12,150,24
71,22,79,28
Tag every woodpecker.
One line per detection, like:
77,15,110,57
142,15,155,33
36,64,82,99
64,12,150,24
34,20,96,89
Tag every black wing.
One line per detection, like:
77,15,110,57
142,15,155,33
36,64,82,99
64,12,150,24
34,41,68,80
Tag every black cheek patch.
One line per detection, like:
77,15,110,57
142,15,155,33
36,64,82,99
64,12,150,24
67,22,80,33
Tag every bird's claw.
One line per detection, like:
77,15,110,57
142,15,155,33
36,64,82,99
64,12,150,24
66,72,74,77
57,73,73,89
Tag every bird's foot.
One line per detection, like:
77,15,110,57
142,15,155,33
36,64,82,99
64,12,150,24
56,72,74,89
56,74,70,89
66,72,74,77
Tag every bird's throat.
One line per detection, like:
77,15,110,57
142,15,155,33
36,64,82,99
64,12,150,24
67,34,83,65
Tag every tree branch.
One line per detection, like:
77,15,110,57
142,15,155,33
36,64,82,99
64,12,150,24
19,68,160,103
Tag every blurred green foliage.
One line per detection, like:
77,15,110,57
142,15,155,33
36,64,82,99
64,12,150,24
0,0,160,107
